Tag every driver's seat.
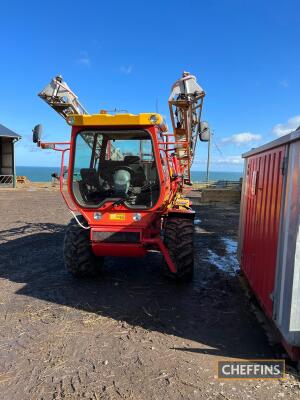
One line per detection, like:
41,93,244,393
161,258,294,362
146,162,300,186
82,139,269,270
79,168,104,202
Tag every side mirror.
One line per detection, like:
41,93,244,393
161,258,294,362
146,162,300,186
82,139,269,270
199,121,211,142
32,124,43,143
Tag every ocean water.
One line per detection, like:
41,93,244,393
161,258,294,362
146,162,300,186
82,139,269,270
16,166,62,182
190,170,243,182
16,166,243,182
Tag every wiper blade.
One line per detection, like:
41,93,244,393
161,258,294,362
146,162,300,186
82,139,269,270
112,198,126,206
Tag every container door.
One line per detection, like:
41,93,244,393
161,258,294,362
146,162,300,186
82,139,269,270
241,145,285,318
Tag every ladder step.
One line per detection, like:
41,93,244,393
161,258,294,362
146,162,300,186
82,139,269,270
174,128,187,136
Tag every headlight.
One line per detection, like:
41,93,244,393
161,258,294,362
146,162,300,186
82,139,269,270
133,213,142,222
67,116,75,125
94,212,102,220
149,114,158,124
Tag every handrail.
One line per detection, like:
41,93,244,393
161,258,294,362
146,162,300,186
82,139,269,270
59,148,77,212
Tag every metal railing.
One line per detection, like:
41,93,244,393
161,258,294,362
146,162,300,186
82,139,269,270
0,175,13,187
192,180,242,190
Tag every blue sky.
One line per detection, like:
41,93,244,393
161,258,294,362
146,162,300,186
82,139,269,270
1,0,299,171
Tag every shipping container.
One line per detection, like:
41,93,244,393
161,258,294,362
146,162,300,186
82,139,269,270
238,128,300,362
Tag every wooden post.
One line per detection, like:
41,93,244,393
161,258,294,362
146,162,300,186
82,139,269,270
12,139,16,188
206,136,211,183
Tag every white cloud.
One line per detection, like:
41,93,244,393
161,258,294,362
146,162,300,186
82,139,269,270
222,132,262,146
77,51,91,67
120,65,133,75
193,155,243,166
279,79,289,88
272,115,300,137
215,155,243,165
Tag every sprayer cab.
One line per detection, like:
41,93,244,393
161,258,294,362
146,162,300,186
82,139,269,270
67,113,168,212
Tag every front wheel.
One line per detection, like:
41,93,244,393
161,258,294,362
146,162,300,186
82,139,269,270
163,215,194,281
63,217,104,278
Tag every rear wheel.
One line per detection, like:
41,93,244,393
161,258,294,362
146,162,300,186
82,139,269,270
163,215,194,281
63,217,104,278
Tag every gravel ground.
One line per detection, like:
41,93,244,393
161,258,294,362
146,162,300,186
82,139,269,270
0,188,299,399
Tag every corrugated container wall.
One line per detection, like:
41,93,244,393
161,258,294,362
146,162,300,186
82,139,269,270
238,129,300,361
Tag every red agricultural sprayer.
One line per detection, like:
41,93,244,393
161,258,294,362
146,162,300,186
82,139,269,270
33,72,210,280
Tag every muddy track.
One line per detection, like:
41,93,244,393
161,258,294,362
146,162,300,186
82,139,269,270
0,190,299,399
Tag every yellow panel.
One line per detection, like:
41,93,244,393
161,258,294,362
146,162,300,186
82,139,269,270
109,213,126,221
67,113,164,127
168,193,191,210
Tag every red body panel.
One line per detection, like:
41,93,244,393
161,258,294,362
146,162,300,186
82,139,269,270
241,145,285,318
92,242,147,257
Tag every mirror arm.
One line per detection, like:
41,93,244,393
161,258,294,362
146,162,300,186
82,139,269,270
39,141,71,151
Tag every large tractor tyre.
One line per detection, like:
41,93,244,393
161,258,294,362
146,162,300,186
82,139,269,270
163,216,194,282
63,217,104,278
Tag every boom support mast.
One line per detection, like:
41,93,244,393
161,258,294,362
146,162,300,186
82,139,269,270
168,72,205,184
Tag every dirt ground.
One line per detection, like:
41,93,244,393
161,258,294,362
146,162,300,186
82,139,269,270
0,188,299,400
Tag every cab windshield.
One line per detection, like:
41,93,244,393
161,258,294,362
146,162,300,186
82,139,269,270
72,130,160,209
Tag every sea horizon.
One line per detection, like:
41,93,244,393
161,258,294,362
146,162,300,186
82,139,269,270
16,165,243,182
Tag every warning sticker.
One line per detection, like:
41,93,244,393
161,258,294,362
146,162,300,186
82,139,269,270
109,213,126,221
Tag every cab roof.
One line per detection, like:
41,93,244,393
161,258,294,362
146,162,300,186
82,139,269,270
67,112,165,127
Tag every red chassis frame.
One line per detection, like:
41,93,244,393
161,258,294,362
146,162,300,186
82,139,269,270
38,125,195,273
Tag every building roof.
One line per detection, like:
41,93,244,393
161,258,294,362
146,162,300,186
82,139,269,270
0,123,21,140
242,128,300,158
